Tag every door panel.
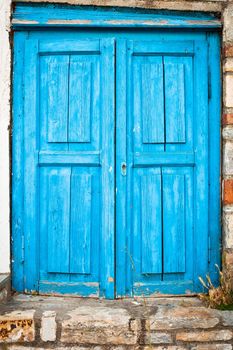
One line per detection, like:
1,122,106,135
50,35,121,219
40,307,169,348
22,38,115,297
117,37,209,296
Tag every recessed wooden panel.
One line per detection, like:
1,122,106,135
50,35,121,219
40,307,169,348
47,55,69,143
70,172,92,274
141,174,162,274
141,59,165,144
164,60,186,143
69,59,92,143
163,173,186,273
47,168,71,273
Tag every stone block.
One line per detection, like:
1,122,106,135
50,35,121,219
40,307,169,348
221,310,233,326
223,141,233,176
61,306,139,345
0,310,35,343
223,206,233,248
40,310,56,342
148,306,219,330
224,75,233,108
8,347,104,350
140,347,187,350
0,288,7,303
145,332,173,344
191,345,232,350
223,126,233,140
225,58,233,73
224,250,233,265
223,4,233,43
176,329,232,342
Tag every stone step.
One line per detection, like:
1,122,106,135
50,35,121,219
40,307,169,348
0,294,232,349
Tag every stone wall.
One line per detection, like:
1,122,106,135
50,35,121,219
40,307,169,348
222,2,233,284
0,296,233,349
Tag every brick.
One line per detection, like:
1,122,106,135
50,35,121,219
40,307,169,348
223,114,233,125
191,345,232,350
40,310,56,342
224,75,233,108
176,329,232,342
148,307,219,330
223,179,233,204
223,207,233,248
223,141,233,176
0,310,35,343
224,45,233,58
145,332,173,344
61,306,139,345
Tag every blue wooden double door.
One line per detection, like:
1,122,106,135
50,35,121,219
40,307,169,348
13,29,220,298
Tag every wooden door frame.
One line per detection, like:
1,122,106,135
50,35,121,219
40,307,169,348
12,4,221,298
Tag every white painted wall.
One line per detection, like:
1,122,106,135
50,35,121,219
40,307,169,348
0,0,11,273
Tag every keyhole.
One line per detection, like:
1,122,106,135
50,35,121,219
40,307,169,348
121,162,127,176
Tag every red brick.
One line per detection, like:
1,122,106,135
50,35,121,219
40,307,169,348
223,179,233,204
223,114,233,125
224,45,233,57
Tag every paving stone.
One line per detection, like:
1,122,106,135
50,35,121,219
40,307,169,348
61,306,139,345
191,345,232,350
0,310,35,343
148,306,220,330
40,310,56,342
176,329,233,342
145,332,173,344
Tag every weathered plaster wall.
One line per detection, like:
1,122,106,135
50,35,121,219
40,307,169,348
1,0,233,278
0,0,11,273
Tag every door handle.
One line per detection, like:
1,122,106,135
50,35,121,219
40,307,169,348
121,162,127,176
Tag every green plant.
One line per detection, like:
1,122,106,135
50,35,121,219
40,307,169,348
199,264,233,309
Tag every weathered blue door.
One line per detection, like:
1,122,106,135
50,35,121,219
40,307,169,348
14,37,115,297
116,37,220,297
13,26,220,298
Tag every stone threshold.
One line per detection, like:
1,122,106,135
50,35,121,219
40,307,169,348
0,294,233,349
